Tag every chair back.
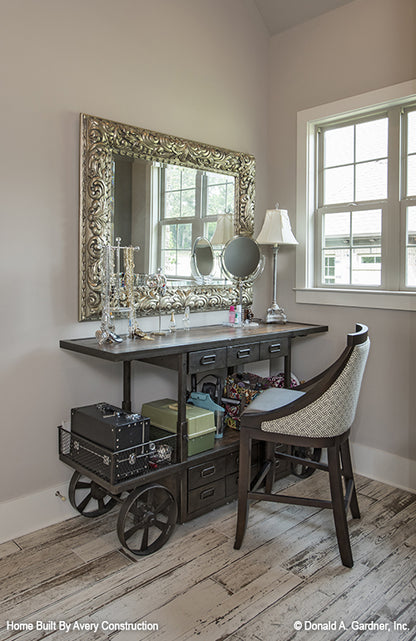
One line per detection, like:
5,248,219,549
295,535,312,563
261,325,370,438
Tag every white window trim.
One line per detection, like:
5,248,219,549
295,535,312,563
296,79,416,312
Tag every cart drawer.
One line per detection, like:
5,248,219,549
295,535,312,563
188,457,226,489
225,443,259,475
188,348,227,373
227,343,259,367
188,479,226,514
259,338,289,360
226,466,258,497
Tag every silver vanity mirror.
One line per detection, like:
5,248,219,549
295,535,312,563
221,236,264,281
191,237,214,284
221,236,264,320
79,114,255,321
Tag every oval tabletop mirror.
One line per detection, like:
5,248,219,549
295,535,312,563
221,236,263,281
221,236,264,324
191,237,214,283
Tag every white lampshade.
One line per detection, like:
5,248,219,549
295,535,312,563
211,212,234,245
256,206,298,246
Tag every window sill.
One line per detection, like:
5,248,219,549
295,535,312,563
295,288,416,311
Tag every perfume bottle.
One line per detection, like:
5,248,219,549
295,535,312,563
229,305,235,324
169,311,176,332
183,306,191,331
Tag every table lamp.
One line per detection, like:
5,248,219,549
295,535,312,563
210,212,234,246
256,204,298,323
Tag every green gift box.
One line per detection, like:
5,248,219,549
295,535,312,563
141,398,216,456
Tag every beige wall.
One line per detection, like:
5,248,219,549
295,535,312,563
267,0,416,470
0,0,269,503
1,0,415,528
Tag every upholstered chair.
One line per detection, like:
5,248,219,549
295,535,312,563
234,323,370,567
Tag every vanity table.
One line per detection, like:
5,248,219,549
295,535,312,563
68,114,328,555
60,321,327,524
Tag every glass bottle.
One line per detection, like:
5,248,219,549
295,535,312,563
169,311,176,332
183,306,191,331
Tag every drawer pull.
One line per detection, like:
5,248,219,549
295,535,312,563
201,465,216,478
200,488,215,500
269,343,281,353
237,348,251,359
201,354,217,365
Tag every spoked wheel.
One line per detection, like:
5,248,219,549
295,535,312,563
117,483,177,556
291,446,322,479
68,471,119,517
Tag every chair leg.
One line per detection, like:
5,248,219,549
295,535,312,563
264,441,275,493
327,445,353,568
340,438,360,519
234,429,252,550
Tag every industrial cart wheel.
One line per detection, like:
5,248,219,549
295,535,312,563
290,446,322,479
117,483,177,555
68,471,119,518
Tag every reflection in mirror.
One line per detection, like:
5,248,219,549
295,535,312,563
114,157,235,279
79,114,256,320
191,237,214,283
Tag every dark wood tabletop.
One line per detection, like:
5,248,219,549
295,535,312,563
60,322,328,363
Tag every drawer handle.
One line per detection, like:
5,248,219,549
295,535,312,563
269,343,281,353
201,465,216,478
201,354,217,365
200,488,215,500
237,348,251,358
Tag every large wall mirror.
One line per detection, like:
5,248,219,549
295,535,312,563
79,114,256,321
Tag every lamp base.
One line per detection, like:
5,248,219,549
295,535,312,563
265,302,287,324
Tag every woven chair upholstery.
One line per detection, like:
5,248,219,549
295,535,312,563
259,338,369,438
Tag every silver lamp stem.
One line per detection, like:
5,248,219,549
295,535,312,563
266,244,287,323
272,245,278,305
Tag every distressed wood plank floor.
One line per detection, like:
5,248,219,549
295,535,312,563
0,472,415,641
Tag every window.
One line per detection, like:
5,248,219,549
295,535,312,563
315,107,416,290
296,81,416,311
158,164,234,278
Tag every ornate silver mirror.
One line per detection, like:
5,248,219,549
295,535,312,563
191,237,214,283
79,114,255,321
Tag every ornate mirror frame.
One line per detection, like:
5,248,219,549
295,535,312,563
79,113,255,321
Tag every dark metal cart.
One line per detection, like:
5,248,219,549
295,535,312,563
59,322,328,556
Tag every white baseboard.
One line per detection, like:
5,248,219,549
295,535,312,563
351,442,416,494
0,444,414,545
0,481,76,545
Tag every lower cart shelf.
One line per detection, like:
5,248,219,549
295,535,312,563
58,425,177,487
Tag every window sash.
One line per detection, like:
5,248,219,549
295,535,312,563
314,103,416,292
157,166,230,279
315,203,386,288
